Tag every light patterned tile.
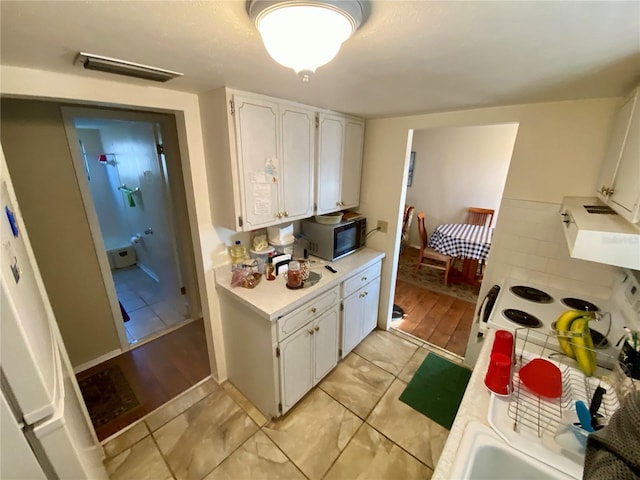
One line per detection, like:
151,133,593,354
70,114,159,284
319,353,394,419
104,436,172,480
263,389,362,480
354,329,418,375
150,301,186,327
204,431,304,480
221,382,268,427
153,388,258,480
103,421,150,459
397,348,429,384
126,307,165,339
367,379,449,469
146,378,219,432
324,423,433,480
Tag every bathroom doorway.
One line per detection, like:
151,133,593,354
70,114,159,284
62,107,201,349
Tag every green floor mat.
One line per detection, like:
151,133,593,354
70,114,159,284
399,353,472,430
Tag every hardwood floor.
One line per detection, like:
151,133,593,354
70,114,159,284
76,318,210,440
392,279,476,357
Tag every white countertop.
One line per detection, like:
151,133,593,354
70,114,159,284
432,330,494,480
214,248,385,321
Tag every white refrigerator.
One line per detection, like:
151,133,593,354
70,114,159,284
0,148,107,479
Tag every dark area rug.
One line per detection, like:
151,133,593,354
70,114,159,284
78,365,140,428
397,247,479,303
399,353,471,430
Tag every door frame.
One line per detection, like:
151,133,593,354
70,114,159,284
61,106,198,356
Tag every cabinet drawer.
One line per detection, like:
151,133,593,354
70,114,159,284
342,262,381,298
277,286,339,341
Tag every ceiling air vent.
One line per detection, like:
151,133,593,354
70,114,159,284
76,52,183,82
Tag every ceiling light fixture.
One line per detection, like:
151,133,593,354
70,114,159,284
76,52,183,83
248,0,365,82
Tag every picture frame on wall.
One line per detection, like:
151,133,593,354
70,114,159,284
407,151,416,186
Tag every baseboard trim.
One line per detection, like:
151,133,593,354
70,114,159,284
73,348,123,374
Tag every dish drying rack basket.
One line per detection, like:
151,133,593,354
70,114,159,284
505,327,637,439
488,327,638,478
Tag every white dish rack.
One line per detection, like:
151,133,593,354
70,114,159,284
488,328,636,479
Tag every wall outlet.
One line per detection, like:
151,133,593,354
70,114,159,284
377,220,388,233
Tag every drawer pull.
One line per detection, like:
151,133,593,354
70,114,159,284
308,328,315,335
361,276,367,281
359,292,366,298
314,326,320,332
311,307,317,313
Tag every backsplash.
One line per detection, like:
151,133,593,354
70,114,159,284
485,198,621,300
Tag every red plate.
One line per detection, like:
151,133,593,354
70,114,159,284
519,358,562,398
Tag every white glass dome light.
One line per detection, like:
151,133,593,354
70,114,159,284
249,1,365,81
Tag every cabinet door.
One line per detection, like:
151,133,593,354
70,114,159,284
279,325,313,413
233,95,280,229
313,305,339,383
317,114,344,214
610,93,640,222
361,276,381,338
341,290,363,357
341,118,365,209
280,106,315,221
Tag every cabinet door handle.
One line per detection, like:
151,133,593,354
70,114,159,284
314,326,320,332
361,276,367,281
308,328,315,335
359,292,366,298
311,307,317,313
283,211,289,217
336,201,341,207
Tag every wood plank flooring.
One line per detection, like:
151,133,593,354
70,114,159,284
392,279,476,356
76,319,210,440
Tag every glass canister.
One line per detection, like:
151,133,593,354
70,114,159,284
286,260,303,289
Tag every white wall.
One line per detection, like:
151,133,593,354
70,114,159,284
359,97,623,356
406,123,518,246
0,65,233,380
78,128,129,248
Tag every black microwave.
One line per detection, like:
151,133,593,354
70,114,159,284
301,216,367,261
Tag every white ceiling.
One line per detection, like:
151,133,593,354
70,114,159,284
1,1,639,118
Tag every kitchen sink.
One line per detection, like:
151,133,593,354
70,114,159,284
449,421,575,480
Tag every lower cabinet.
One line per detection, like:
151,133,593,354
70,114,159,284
278,305,339,413
218,259,383,419
342,275,381,357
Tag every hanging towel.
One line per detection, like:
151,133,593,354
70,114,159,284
584,391,640,479
126,191,136,207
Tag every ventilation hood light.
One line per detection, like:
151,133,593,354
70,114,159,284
248,1,365,81
77,52,183,82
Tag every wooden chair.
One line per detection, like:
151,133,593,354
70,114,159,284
416,212,453,285
400,205,415,254
466,207,495,227
466,207,494,275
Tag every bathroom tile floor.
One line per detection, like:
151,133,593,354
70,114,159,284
112,266,188,344
103,328,465,480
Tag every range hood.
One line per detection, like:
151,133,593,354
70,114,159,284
560,196,640,270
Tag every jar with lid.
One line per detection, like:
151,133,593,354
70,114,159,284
286,260,303,289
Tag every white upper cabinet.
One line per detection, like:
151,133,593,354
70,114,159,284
234,94,315,230
200,88,314,231
597,86,640,224
317,113,365,214
201,88,364,230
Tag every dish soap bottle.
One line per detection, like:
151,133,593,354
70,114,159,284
265,252,276,281
229,240,246,271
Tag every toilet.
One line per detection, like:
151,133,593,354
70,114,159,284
106,243,137,270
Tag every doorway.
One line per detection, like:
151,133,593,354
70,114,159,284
391,123,518,355
62,107,202,352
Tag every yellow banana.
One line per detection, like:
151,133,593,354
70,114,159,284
570,317,597,377
555,310,589,359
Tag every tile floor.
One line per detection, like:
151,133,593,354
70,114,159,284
103,328,466,480
113,266,188,345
